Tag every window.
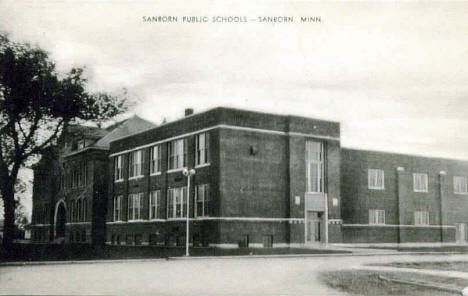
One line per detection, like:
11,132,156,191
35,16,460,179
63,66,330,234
79,162,87,187
70,200,76,222
195,132,210,166
167,187,187,218
114,155,123,181
77,199,82,222
369,209,385,225
305,141,323,193
129,150,143,178
368,169,384,190
413,173,428,192
113,195,122,221
195,184,210,217
454,176,468,195
82,198,86,221
149,190,160,219
150,145,162,174
168,139,187,170
414,211,430,225
128,193,143,221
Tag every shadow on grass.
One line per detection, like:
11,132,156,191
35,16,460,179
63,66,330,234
319,270,462,296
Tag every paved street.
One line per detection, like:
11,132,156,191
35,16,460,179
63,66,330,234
1,253,468,295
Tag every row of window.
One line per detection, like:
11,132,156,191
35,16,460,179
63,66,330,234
369,209,430,225
69,198,87,222
113,184,211,221
368,169,468,194
60,161,87,190
114,132,210,181
69,230,87,242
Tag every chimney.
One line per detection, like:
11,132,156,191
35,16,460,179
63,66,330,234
185,108,194,117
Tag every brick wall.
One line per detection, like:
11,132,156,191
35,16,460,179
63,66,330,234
341,148,468,243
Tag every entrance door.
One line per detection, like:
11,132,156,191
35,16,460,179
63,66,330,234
456,223,467,243
55,202,66,238
306,211,322,244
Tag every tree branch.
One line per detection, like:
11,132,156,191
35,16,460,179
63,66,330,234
23,119,65,159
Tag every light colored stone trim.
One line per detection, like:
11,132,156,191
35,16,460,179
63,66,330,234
31,224,51,227
106,217,306,224
66,222,91,225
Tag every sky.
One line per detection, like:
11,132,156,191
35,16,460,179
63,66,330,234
1,1,468,218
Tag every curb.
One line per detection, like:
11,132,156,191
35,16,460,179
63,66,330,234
0,257,169,267
166,251,464,260
0,251,464,266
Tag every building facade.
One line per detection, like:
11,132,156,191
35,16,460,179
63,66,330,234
31,107,468,247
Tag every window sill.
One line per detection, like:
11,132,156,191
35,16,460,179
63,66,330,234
368,187,385,190
128,175,145,181
195,163,211,169
413,190,428,193
167,168,186,174
150,172,162,176
114,179,124,183
454,192,468,195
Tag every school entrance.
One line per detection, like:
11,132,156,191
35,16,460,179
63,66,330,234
456,223,467,243
306,211,323,244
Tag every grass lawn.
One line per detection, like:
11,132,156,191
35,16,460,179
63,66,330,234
320,270,464,296
382,261,468,272
0,244,350,262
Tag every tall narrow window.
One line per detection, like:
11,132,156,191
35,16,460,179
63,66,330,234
70,199,75,222
114,155,123,181
128,193,143,221
369,209,385,225
167,187,187,218
82,198,86,221
305,141,324,193
150,145,161,174
454,176,468,195
413,173,428,192
168,139,187,170
77,199,82,222
149,190,160,219
195,133,210,166
129,150,143,178
368,169,385,190
195,184,210,217
414,211,429,225
113,195,122,221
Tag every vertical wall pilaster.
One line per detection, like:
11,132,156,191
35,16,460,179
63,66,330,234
439,170,447,242
396,166,405,243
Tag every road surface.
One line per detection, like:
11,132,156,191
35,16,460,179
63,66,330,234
1,253,467,295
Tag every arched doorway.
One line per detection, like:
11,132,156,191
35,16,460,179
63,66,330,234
54,200,67,239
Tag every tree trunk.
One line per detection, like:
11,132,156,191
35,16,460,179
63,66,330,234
1,183,15,250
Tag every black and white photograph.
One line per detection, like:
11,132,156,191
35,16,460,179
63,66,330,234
1,1,468,295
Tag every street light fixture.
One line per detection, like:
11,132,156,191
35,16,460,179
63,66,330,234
182,168,196,256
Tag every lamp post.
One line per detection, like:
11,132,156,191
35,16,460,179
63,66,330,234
182,168,196,257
